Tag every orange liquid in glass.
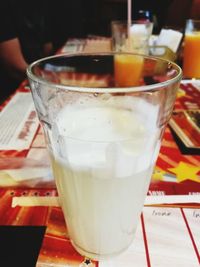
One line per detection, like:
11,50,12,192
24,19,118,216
114,55,144,86
183,33,200,78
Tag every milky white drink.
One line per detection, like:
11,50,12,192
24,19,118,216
50,95,160,260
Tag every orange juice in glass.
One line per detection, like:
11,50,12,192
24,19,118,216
183,19,200,79
114,54,144,86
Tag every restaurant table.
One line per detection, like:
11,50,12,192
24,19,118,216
0,38,200,267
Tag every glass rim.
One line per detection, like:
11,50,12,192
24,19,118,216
27,52,182,94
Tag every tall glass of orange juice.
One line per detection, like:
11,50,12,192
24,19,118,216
183,19,200,79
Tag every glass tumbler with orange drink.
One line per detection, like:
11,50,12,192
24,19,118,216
111,20,153,86
183,19,200,79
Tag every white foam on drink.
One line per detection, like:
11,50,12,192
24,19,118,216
54,94,158,138
52,95,159,176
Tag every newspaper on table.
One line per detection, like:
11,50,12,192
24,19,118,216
0,92,39,150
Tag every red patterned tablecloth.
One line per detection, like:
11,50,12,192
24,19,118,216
0,80,199,267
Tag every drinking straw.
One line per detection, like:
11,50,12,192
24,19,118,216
127,0,132,50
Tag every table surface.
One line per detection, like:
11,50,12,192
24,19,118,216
0,38,199,267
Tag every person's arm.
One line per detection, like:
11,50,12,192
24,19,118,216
0,38,28,82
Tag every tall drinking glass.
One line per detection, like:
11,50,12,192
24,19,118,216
183,19,200,79
27,53,182,261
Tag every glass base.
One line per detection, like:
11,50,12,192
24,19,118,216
72,240,131,261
